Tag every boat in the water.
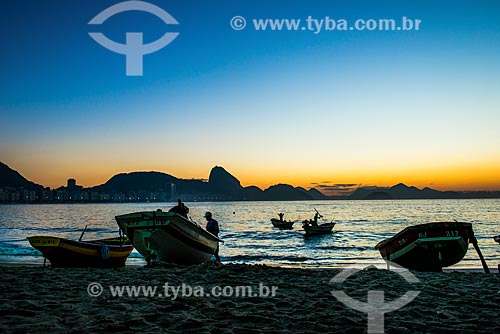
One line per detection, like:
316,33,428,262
115,210,221,265
27,235,133,268
271,218,295,229
494,235,500,244
302,222,336,236
302,209,336,236
375,221,490,272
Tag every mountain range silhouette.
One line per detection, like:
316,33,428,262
1,162,499,201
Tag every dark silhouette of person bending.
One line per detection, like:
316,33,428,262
168,199,189,218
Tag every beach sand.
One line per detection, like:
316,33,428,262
1,263,499,333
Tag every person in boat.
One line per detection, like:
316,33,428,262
278,212,284,222
311,212,320,226
204,211,221,265
169,199,189,218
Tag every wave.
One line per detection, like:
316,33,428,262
314,245,371,251
0,226,116,233
226,254,311,262
223,231,299,240
0,246,40,256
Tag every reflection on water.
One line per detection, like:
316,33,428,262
0,199,499,268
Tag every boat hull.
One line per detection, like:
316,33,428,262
302,222,336,236
27,236,133,268
115,211,220,265
494,235,500,244
271,218,294,229
375,222,473,271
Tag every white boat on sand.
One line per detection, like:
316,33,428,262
115,210,221,265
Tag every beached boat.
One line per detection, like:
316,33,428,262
27,235,133,268
375,221,489,272
115,210,221,265
270,218,294,229
302,222,336,236
494,235,500,244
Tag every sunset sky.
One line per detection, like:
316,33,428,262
1,0,499,192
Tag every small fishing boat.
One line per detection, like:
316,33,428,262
27,235,133,268
494,235,500,244
375,221,490,272
302,222,336,236
115,210,221,265
271,218,294,229
302,209,336,236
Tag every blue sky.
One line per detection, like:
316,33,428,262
1,0,499,191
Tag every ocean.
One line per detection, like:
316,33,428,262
1,199,499,268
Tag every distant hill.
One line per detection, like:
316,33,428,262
93,171,179,193
242,186,264,200
297,187,328,200
208,166,243,199
92,171,210,197
348,183,464,200
0,162,43,190
461,191,500,199
364,191,393,200
92,167,319,201
262,184,313,201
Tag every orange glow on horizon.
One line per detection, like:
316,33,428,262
6,158,500,194
231,162,500,195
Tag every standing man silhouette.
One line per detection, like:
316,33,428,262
204,211,221,265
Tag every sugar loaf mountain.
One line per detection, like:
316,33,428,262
0,161,499,203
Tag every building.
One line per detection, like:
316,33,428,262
67,178,77,189
22,190,36,202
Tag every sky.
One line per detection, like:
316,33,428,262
1,0,499,193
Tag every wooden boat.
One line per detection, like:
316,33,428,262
375,221,489,272
270,218,294,229
301,209,336,236
115,210,221,265
27,235,133,268
302,222,336,236
494,235,500,244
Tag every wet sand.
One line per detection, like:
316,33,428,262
0,263,499,333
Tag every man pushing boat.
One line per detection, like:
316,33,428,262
204,212,221,265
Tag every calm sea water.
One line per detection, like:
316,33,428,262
0,199,499,268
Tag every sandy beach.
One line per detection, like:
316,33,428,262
0,263,499,333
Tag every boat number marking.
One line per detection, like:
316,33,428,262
398,238,407,246
418,232,427,238
445,230,459,237
31,238,60,246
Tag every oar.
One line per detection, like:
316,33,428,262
78,225,88,242
470,234,490,274
313,208,324,220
